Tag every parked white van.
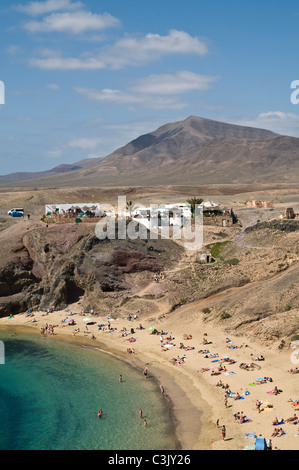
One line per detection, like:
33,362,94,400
7,208,24,216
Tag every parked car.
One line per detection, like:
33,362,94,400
10,211,24,218
7,208,24,216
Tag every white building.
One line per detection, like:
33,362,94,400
45,203,102,216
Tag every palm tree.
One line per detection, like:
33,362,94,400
186,197,204,215
126,200,134,216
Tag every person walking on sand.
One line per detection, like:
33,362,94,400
139,408,143,419
221,425,226,440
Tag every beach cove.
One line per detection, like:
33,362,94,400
0,327,179,451
0,302,298,451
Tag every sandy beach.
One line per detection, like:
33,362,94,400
1,301,298,451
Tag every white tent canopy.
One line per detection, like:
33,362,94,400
45,203,101,215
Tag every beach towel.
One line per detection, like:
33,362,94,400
243,417,253,422
243,445,255,450
229,393,244,400
255,438,267,450
244,432,256,439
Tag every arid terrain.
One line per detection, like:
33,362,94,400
3,116,299,187
0,184,298,450
0,184,298,348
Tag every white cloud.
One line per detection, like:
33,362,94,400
16,0,83,16
69,137,102,149
113,29,207,56
72,70,219,110
30,53,107,70
45,83,60,90
227,111,299,137
47,148,62,158
24,11,120,34
73,86,186,110
132,71,219,95
6,45,22,55
29,30,208,69
100,30,208,69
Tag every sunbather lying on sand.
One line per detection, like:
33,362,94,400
272,417,284,425
183,334,192,340
271,427,286,438
285,414,298,422
271,428,280,437
240,362,261,371
202,338,212,345
252,355,265,361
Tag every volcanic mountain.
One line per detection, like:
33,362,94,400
1,116,299,187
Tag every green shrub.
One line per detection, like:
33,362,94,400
224,258,240,265
202,307,211,314
206,241,231,261
291,334,299,341
220,312,231,320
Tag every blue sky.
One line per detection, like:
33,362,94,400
1,0,299,175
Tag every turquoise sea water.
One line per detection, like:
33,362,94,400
0,331,178,450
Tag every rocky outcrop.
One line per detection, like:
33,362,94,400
244,219,299,234
0,223,183,317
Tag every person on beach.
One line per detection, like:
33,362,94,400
143,368,148,378
139,408,143,419
267,439,272,450
221,425,226,440
119,375,123,382
144,419,147,427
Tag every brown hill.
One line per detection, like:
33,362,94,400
2,115,299,187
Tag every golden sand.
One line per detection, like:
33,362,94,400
1,304,298,451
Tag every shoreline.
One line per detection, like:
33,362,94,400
0,323,196,450
0,320,214,450
0,307,298,450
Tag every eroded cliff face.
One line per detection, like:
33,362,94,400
0,222,183,316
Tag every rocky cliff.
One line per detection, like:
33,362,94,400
0,221,183,317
